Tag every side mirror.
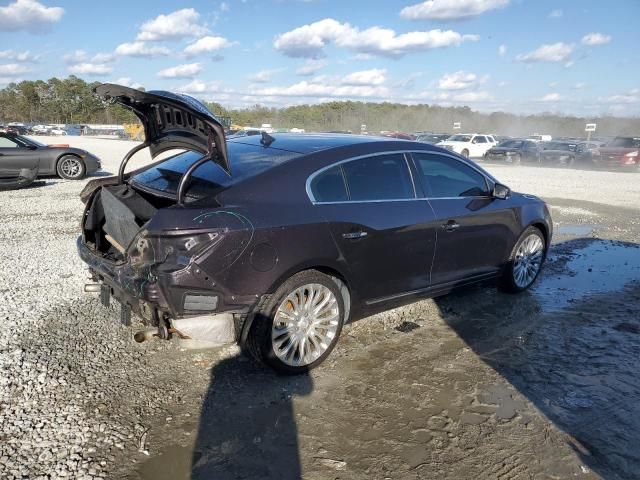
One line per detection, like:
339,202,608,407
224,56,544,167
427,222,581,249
493,183,510,199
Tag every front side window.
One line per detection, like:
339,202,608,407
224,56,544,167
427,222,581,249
342,153,414,201
413,153,489,198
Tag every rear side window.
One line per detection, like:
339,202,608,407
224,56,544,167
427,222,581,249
310,166,348,202
413,153,489,198
342,154,414,201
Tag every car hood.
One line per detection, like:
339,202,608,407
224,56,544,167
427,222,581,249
598,146,637,155
94,84,229,174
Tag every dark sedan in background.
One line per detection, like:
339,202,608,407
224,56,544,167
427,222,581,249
78,84,552,374
485,139,541,164
415,133,450,145
539,141,576,166
0,133,101,179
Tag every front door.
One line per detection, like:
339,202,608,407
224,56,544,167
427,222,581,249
309,152,437,301
0,136,38,176
411,151,519,286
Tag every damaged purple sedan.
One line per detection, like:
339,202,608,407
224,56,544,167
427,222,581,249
78,84,552,373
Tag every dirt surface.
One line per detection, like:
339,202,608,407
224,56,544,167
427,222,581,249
1,137,639,480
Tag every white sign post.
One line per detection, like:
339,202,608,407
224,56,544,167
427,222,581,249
585,123,596,141
453,122,461,131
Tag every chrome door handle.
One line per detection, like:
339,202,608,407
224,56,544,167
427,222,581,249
342,231,368,239
442,221,460,232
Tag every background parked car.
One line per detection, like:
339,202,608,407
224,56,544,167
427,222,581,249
485,139,541,164
415,133,450,144
437,133,497,158
0,133,101,179
574,141,606,166
593,136,640,170
539,141,576,166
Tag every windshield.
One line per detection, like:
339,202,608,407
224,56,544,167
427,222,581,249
20,136,46,147
497,140,523,148
607,137,640,148
448,135,472,142
131,141,300,199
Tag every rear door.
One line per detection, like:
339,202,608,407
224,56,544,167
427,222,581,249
0,136,38,176
309,152,437,301
410,151,518,286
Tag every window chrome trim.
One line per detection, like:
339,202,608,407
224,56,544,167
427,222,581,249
305,149,498,205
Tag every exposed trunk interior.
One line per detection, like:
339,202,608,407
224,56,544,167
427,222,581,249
83,184,174,262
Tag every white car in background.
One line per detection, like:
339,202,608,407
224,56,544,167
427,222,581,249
437,133,497,158
527,134,552,142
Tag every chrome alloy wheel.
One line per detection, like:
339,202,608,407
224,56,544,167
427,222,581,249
59,156,83,178
513,234,544,288
271,283,340,367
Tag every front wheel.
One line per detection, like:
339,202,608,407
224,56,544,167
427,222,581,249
246,270,346,374
57,155,86,180
499,226,546,293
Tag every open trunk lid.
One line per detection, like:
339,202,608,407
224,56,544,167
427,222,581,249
94,83,229,174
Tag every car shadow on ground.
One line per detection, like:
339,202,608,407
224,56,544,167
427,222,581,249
189,355,313,480
434,238,640,480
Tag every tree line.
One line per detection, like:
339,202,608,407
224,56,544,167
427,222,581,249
1,76,638,137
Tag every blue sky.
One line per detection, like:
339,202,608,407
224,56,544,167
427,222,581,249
1,0,639,116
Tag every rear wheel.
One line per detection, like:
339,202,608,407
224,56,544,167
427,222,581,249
461,149,469,158
499,226,546,293
56,155,86,180
246,270,346,374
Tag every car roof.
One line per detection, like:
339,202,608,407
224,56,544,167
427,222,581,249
227,133,406,154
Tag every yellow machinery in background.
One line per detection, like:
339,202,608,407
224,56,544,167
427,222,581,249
124,123,144,141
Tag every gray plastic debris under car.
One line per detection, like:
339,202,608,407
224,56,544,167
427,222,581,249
171,313,236,349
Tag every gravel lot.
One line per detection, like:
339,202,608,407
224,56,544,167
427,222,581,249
1,136,639,480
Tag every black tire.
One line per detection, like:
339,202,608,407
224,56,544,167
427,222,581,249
461,149,470,158
246,270,346,374
56,155,86,180
498,226,546,293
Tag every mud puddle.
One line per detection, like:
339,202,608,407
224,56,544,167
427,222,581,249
534,239,640,311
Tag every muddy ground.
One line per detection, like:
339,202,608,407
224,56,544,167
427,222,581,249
1,137,639,480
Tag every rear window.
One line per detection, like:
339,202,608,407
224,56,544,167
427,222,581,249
132,142,299,198
498,140,523,148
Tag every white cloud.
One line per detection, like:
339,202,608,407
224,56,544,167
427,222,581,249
219,2,230,12
157,62,202,79
574,82,586,89
498,44,507,56
0,49,38,62
394,72,423,89
0,63,32,76
538,93,561,102
113,77,143,90
600,90,639,104
400,0,509,20
581,32,611,46
68,63,112,76
438,71,483,90
248,68,284,83
115,42,170,58
64,50,114,64
252,80,390,99
296,59,328,76
184,36,234,56
452,91,493,102
0,0,63,33
516,42,574,63
274,18,478,58
137,8,208,41
548,9,563,18
341,68,386,86
179,79,223,94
